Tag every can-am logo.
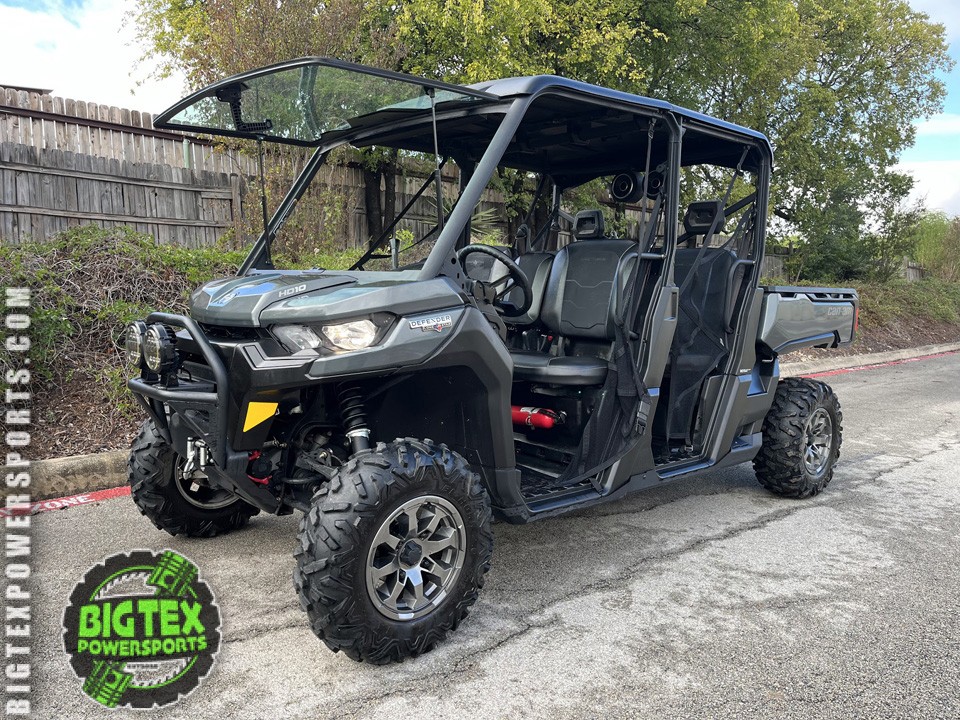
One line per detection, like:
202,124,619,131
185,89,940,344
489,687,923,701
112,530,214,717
409,315,453,333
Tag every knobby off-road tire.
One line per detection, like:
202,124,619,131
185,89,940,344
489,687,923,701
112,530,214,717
294,438,493,664
128,419,259,537
753,377,843,498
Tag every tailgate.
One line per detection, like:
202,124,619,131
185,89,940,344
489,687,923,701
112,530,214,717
758,286,858,355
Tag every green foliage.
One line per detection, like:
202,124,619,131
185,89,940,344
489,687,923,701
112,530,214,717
857,279,960,327
130,0,401,88
774,173,928,283
639,0,952,249
274,245,365,270
424,197,506,245
0,226,245,428
913,212,960,282
396,0,657,86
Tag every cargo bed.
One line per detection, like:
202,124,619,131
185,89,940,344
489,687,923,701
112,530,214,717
758,286,859,355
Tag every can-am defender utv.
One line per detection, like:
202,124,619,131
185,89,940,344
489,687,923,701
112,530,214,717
125,58,858,663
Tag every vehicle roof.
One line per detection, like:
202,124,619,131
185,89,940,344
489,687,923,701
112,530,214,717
153,57,772,184
470,74,772,152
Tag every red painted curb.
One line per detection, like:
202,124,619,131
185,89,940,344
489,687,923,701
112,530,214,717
1,485,131,517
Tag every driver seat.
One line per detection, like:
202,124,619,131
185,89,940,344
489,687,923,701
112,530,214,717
512,227,637,386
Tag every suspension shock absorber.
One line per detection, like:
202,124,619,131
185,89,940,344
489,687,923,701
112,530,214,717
338,383,371,454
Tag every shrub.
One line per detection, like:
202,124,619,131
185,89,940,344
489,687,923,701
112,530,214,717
0,226,246,445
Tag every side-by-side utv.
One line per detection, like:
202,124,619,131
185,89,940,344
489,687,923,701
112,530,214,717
124,58,858,663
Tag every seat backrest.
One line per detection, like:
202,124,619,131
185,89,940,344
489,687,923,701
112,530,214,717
540,239,637,340
573,210,605,240
507,252,554,326
673,247,740,336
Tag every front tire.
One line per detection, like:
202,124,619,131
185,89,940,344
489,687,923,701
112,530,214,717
293,438,493,664
753,377,843,498
128,419,259,537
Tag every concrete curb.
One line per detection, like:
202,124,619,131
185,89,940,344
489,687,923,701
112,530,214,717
780,341,960,377
9,341,960,502
4,450,127,501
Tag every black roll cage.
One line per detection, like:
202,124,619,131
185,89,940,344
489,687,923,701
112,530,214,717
214,74,773,283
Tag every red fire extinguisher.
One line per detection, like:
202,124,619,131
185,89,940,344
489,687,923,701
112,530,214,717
511,406,565,429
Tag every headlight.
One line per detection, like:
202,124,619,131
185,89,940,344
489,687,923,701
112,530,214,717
272,316,393,354
143,324,178,373
125,321,147,365
322,319,378,351
272,324,322,352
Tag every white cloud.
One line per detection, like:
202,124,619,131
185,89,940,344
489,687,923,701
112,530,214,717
0,0,186,114
897,160,960,217
915,113,960,136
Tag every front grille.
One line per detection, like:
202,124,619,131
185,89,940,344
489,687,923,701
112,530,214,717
198,323,261,341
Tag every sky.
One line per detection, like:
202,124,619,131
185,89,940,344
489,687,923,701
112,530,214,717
0,0,958,216
897,0,960,217
0,0,186,113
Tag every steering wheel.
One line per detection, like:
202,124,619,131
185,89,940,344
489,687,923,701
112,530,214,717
457,244,533,318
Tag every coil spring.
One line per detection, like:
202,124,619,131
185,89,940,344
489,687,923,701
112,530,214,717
337,384,368,433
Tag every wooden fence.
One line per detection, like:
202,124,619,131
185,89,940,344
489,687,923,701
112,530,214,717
0,86,507,250
0,87,250,246
0,141,242,246
0,86,255,175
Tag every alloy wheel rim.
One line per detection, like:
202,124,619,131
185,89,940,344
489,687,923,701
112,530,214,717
365,495,466,621
174,460,237,510
803,407,833,477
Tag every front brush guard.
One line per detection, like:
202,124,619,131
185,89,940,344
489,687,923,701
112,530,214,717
127,312,282,513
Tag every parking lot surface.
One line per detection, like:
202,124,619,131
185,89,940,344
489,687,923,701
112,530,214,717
32,353,960,719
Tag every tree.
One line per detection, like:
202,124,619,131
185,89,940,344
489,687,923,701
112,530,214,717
914,211,960,282
132,0,399,87
395,0,660,86
636,0,952,251
131,0,952,273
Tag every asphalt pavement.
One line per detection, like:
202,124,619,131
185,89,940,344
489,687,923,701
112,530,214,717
31,353,960,719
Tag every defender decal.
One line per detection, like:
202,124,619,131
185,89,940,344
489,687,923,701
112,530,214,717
409,315,453,333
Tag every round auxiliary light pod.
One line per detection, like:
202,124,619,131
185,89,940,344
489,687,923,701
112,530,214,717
143,323,178,374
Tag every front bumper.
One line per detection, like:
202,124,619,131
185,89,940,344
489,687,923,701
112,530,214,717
127,312,283,512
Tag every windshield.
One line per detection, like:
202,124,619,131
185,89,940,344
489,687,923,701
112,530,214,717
156,59,494,146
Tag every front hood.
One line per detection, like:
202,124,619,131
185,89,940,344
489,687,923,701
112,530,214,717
191,270,465,327
191,272,355,326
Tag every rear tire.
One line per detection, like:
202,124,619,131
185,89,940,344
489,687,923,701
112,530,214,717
293,438,493,664
128,419,259,537
753,377,842,498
